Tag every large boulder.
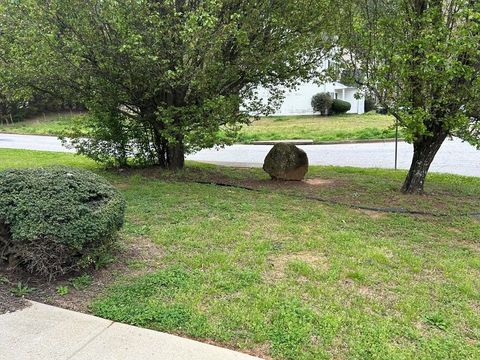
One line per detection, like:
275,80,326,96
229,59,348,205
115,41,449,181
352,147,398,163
263,143,309,181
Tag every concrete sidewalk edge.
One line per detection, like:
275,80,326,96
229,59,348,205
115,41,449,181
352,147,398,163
0,301,261,360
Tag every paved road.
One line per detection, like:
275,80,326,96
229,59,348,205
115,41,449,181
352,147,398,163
0,133,75,153
1,133,479,177
189,138,480,177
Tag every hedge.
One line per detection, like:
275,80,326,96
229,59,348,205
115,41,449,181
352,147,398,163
0,167,125,278
331,99,351,114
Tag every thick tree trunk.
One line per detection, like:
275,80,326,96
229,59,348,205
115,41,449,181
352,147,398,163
166,137,185,170
143,111,185,170
151,134,185,170
401,133,447,194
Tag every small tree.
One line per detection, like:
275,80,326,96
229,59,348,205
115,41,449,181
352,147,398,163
1,0,331,169
336,0,480,193
311,92,333,115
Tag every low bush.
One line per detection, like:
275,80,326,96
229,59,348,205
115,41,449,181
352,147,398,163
311,93,333,115
376,106,388,115
364,97,377,113
331,99,351,114
0,167,125,278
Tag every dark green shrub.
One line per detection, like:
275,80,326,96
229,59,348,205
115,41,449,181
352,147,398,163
311,93,333,115
364,97,376,113
331,99,351,114
0,167,125,278
376,106,388,115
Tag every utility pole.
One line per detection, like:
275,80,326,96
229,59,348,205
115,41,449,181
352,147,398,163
394,120,398,170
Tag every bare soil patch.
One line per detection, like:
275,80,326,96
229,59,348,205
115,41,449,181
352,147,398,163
0,284,29,314
0,235,163,313
264,251,329,282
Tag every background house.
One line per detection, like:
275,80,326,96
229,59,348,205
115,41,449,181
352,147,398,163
256,80,365,116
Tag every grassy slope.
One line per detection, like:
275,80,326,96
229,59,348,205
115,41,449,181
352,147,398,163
0,112,85,136
0,112,397,142
0,149,478,360
238,113,398,143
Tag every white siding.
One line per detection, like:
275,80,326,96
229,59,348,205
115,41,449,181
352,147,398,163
255,81,365,116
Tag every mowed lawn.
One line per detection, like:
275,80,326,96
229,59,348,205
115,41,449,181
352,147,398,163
0,112,397,143
0,112,86,136
0,149,479,359
238,113,398,143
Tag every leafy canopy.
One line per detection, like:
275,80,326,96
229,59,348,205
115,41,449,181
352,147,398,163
0,0,331,167
335,0,480,144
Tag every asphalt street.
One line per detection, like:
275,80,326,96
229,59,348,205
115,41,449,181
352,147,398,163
1,133,478,177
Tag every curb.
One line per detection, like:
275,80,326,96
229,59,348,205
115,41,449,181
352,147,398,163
245,138,402,146
0,131,60,137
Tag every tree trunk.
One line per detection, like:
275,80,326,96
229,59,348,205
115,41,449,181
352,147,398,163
401,133,447,194
166,136,185,170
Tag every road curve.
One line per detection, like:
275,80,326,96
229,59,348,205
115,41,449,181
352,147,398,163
0,133,479,177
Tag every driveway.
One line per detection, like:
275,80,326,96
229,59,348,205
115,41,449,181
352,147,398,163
0,133,479,177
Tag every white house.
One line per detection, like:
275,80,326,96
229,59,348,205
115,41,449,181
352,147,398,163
256,80,365,116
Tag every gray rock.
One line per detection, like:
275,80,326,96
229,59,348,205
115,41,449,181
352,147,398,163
263,143,309,181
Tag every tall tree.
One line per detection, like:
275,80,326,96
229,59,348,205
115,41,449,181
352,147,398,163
335,0,480,193
0,0,329,169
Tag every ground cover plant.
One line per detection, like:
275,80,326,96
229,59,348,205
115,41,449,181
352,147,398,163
0,149,478,359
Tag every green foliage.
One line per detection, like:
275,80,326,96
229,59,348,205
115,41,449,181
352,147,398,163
0,92,83,125
0,113,88,136
0,167,125,278
337,0,480,139
10,282,36,297
424,313,449,331
331,99,351,114
364,97,376,113
237,114,398,142
311,92,333,115
56,285,70,296
2,149,480,359
70,274,93,290
1,0,330,169
335,0,480,192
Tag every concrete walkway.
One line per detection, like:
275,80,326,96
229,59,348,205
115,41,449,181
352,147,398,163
1,133,479,177
0,301,260,360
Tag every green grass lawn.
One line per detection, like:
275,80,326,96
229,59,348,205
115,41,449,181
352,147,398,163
0,112,398,143
0,112,86,136
238,113,398,143
0,149,479,359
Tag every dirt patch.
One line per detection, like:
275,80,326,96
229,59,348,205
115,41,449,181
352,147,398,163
304,178,336,186
0,235,163,314
0,283,30,314
264,251,329,282
339,277,398,309
114,182,130,190
357,209,387,219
